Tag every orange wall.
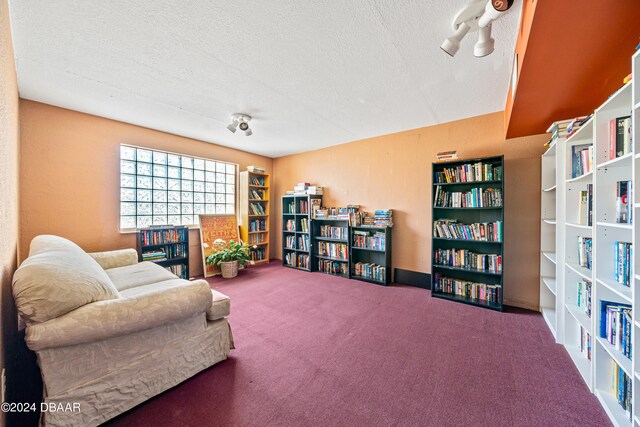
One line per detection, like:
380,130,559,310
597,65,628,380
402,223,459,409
19,100,273,277
273,112,547,310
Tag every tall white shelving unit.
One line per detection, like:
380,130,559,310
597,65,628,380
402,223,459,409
540,49,638,427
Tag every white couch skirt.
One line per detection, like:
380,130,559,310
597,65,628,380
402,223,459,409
37,315,233,427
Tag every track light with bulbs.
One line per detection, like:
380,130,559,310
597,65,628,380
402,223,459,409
441,0,514,58
227,113,253,136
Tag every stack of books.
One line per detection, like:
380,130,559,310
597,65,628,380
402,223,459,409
545,116,591,146
247,166,265,173
288,182,324,195
315,206,356,220
362,209,393,227
141,250,167,261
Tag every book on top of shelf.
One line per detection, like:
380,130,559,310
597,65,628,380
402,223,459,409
247,166,266,173
616,181,632,224
609,116,632,160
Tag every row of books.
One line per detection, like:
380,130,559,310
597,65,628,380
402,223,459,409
434,162,503,184
299,218,309,233
248,234,266,244
570,144,593,178
299,200,310,214
576,280,592,318
298,254,310,269
317,242,348,260
298,235,310,251
290,182,323,195
315,205,359,220
249,176,266,186
141,250,167,261
318,260,348,276
284,201,296,214
616,181,632,224
250,189,265,200
284,252,295,267
284,252,310,269
614,241,632,287
319,225,348,240
433,219,503,242
284,219,296,232
609,115,632,160
579,327,591,361
164,264,187,279
611,361,632,421
362,209,393,227
433,274,501,304
545,116,590,146
352,230,386,250
249,219,267,232
433,187,502,208
285,235,296,249
140,228,188,245
352,263,386,282
249,202,267,215
250,247,266,261
577,184,593,226
433,248,502,273
600,301,632,360
577,237,592,270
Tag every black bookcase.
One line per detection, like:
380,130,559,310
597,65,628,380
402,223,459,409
136,225,190,279
282,194,322,271
350,226,392,286
311,218,350,278
431,155,504,311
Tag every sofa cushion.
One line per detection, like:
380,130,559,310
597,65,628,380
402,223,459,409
207,289,231,321
106,262,178,291
13,235,121,324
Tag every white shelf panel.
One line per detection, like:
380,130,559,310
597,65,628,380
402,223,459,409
566,117,594,144
635,320,640,330
543,184,557,192
542,252,557,264
565,345,591,387
566,304,591,331
596,389,633,427
596,278,633,303
542,276,557,295
596,81,632,113
566,171,593,184
596,221,633,230
566,262,593,281
597,337,632,377
542,307,557,338
543,219,557,225
597,152,633,169
566,222,592,230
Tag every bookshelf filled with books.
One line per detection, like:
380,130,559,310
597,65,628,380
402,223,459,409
240,171,270,264
540,53,637,426
312,219,350,278
431,155,504,311
282,194,322,271
350,226,392,286
136,226,190,279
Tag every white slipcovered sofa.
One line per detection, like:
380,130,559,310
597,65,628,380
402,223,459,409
12,235,233,427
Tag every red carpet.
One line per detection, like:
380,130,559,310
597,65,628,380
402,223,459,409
108,263,609,426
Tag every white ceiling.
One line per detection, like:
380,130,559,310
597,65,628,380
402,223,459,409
9,0,522,158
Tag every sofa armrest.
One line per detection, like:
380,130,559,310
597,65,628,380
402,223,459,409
25,279,212,351
89,248,138,270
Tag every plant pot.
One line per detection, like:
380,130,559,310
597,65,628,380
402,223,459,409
220,261,239,279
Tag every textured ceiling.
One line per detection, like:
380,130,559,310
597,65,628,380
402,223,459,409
9,0,522,158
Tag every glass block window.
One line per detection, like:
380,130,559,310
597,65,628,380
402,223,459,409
120,145,237,230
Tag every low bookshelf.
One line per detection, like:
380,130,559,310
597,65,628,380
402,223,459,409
350,226,392,286
311,218,350,278
240,170,270,264
282,194,322,271
136,225,190,279
431,155,504,312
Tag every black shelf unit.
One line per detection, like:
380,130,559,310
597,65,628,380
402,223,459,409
311,218,350,278
431,155,504,311
350,226,392,286
282,194,322,271
136,225,190,279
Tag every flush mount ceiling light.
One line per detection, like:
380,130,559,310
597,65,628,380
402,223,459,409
441,0,514,58
227,113,253,136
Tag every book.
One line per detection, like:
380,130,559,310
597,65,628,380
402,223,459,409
586,184,593,226
578,190,588,225
610,116,632,159
616,181,631,224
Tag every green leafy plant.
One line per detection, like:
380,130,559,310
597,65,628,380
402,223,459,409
205,239,252,267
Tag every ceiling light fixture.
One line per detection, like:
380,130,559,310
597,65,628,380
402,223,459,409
441,0,514,59
227,113,253,136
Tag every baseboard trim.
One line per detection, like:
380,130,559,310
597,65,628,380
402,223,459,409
394,269,431,289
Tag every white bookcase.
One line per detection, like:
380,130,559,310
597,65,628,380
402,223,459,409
540,49,639,427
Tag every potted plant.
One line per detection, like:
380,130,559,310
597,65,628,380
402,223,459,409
205,239,253,278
